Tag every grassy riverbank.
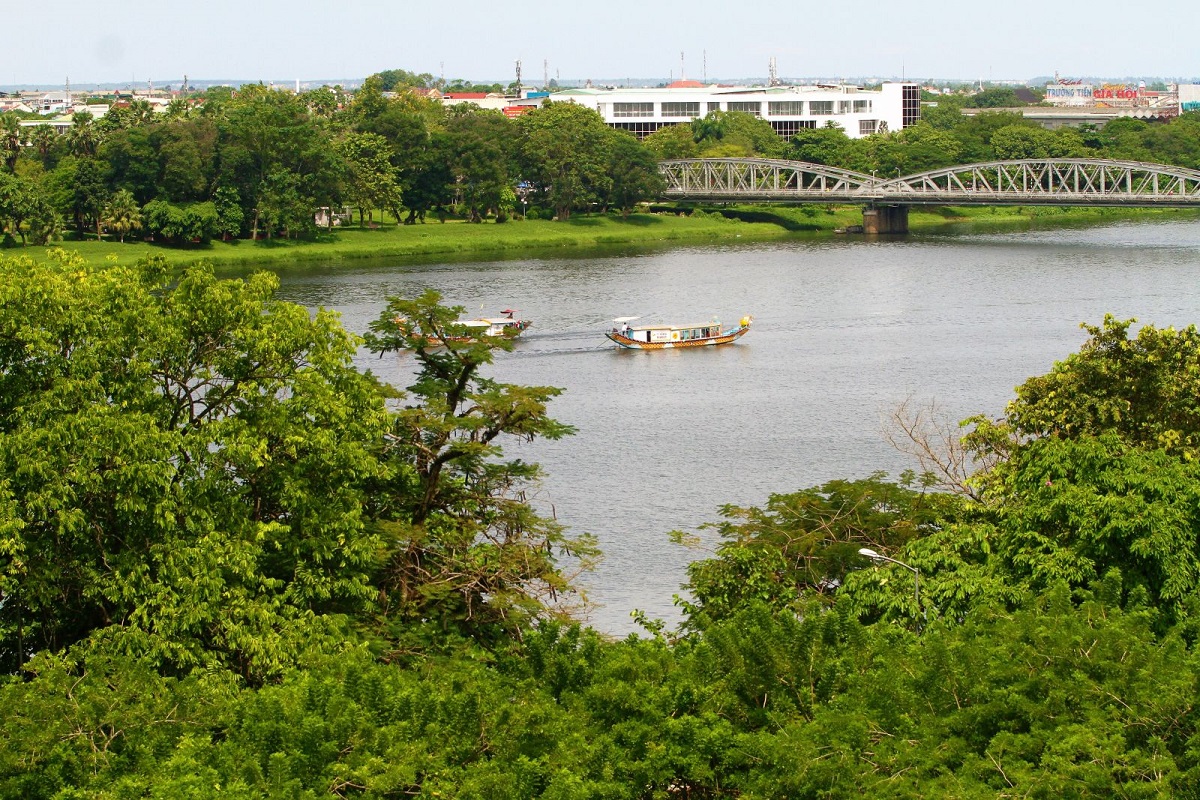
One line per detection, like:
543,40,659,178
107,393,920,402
10,205,1199,269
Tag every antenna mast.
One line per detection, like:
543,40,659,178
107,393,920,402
515,59,522,91
768,57,779,86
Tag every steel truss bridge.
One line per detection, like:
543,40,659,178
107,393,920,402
658,158,1200,209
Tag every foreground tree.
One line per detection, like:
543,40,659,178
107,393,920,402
674,474,955,630
364,290,597,643
0,252,388,679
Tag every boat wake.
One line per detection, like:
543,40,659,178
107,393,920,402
506,329,611,357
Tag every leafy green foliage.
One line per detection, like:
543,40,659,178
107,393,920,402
363,290,597,644
1002,315,1200,458
141,199,218,243
516,102,613,220
690,110,786,159
788,121,853,165
0,252,388,679
102,188,141,242
446,107,516,222
600,128,665,216
677,474,955,628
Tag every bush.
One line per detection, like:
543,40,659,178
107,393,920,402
142,200,219,244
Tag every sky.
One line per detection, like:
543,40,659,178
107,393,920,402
6,0,1199,90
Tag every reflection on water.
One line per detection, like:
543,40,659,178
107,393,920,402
258,218,1200,634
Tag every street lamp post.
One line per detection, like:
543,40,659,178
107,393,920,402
859,547,926,625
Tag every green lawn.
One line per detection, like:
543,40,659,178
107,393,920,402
7,206,1198,270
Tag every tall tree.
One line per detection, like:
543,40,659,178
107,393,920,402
600,128,664,216
0,114,21,174
400,129,455,223
27,124,58,170
65,157,108,237
363,290,597,642
98,125,159,204
155,117,218,202
642,123,699,160
66,111,99,158
446,107,514,222
217,87,343,240
338,131,402,226
102,188,141,242
516,102,612,220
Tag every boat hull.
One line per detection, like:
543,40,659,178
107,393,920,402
605,324,750,350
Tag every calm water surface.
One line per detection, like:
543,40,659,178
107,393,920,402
258,219,1200,634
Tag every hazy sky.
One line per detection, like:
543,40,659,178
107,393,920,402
7,0,1199,89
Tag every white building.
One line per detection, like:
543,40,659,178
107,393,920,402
547,81,920,139
1178,84,1200,114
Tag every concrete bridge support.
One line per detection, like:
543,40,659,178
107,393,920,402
862,205,909,234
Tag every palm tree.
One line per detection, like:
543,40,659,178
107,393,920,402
29,124,56,167
103,189,142,243
128,99,155,126
66,111,98,157
165,97,191,120
0,113,22,173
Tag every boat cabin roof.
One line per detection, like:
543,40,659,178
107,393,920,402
630,322,715,331
459,317,519,326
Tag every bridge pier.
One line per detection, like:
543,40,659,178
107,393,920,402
862,205,909,234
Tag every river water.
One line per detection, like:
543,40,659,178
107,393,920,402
258,218,1200,634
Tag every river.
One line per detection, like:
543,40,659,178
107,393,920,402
258,218,1200,635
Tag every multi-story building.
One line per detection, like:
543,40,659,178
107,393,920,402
546,81,920,139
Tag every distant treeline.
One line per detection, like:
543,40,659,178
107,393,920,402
2,74,1198,247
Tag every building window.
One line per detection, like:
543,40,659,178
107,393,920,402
771,119,817,137
610,121,670,139
727,101,763,116
661,102,701,118
810,101,834,115
613,102,654,118
859,119,878,135
768,101,805,116
854,99,872,113
902,84,921,128
839,100,852,114
707,102,721,113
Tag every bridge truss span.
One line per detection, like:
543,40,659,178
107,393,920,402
879,159,1200,207
659,158,875,202
659,157,1200,208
